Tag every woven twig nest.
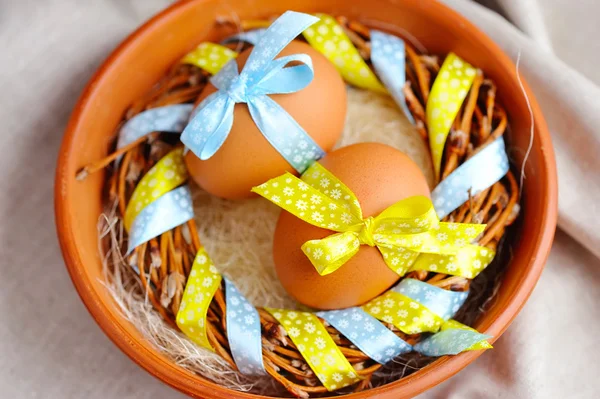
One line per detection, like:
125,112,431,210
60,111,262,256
83,15,519,398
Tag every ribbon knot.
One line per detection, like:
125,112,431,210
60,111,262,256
253,162,489,276
180,11,325,173
226,76,249,103
357,217,376,247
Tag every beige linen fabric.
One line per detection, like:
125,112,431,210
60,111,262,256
0,0,597,398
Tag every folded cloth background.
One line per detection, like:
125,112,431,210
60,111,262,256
1,0,598,398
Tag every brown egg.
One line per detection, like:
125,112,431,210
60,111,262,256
185,41,347,199
273,143,431,310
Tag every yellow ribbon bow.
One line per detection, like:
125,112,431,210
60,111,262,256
253,162,486,276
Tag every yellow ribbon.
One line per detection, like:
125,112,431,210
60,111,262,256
266,309,361,391
303,14,386,93
363,291,445,335
181,15,385,92
176,248,222,351
363,293,492,351
181,42,238,75
426,53,477,179
253,162,486,276
411,244,495,278
124,148,188,231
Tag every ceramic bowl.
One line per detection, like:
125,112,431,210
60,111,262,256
55,0,557,397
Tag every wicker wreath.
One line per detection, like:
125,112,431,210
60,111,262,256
79,15,519,398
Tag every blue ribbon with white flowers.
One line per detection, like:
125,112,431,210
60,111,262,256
414,321,492,356
432,137,510,219
117,104,193,149
370,30,415,124
224,278,266,375
398,279,492,356
181,11,325,173
127,185,194,254
318,307,412,364
393,278,468,321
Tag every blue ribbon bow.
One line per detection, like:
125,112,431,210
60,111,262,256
181,11,325,173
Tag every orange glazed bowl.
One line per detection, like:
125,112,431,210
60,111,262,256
54,0,557,398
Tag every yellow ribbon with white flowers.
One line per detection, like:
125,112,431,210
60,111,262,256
362,294,492,350
182,15,387,96
252,162,491,277
124,148,188,231
363,291,444,335
176,248,222,350
411,245,495,278
266,309,361,390
303,14,386,93
426,53,477,180
181,42,237,75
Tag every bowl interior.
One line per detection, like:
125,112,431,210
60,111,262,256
55,0,557,398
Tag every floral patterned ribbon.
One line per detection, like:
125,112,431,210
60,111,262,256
224,278,266,375
302,14,385,93
123,148,194,254
177,248,222,350
363,279,491,351
124,148,188,231
117,104,193,149
426,53,477,180
370,29,414,123
127,185,194,255
267,309,361,391
177,250,266,375
432,137,510,219
252,162,488,276
393,278,468,320
410,243,495,279
181,42,238,75
414,320,492,356
184,17,429,128
317,307,413,364
181,11,325,173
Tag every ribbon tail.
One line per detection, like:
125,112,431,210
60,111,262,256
248,95,324,173
377,245,420,276
181,92,235,160
410,245,495,279
302,231,361,275
414,319,492,356
200,99,235,159
370,30,415,124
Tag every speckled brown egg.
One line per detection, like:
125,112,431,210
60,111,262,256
273,143,431,310
185,40,347,200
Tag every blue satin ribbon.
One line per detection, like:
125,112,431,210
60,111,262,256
370,30,414,124
222,29,266,46
117,104,193,149
224,278,266,375
393,278,468,321
414,327,492,356
127,185,194,254
396,279,491,356
181,11,325,173
317,307,412,364
432,137,510,219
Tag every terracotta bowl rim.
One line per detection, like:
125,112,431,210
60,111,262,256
54,0,558,398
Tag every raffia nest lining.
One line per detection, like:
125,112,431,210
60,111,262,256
101,87,505,396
